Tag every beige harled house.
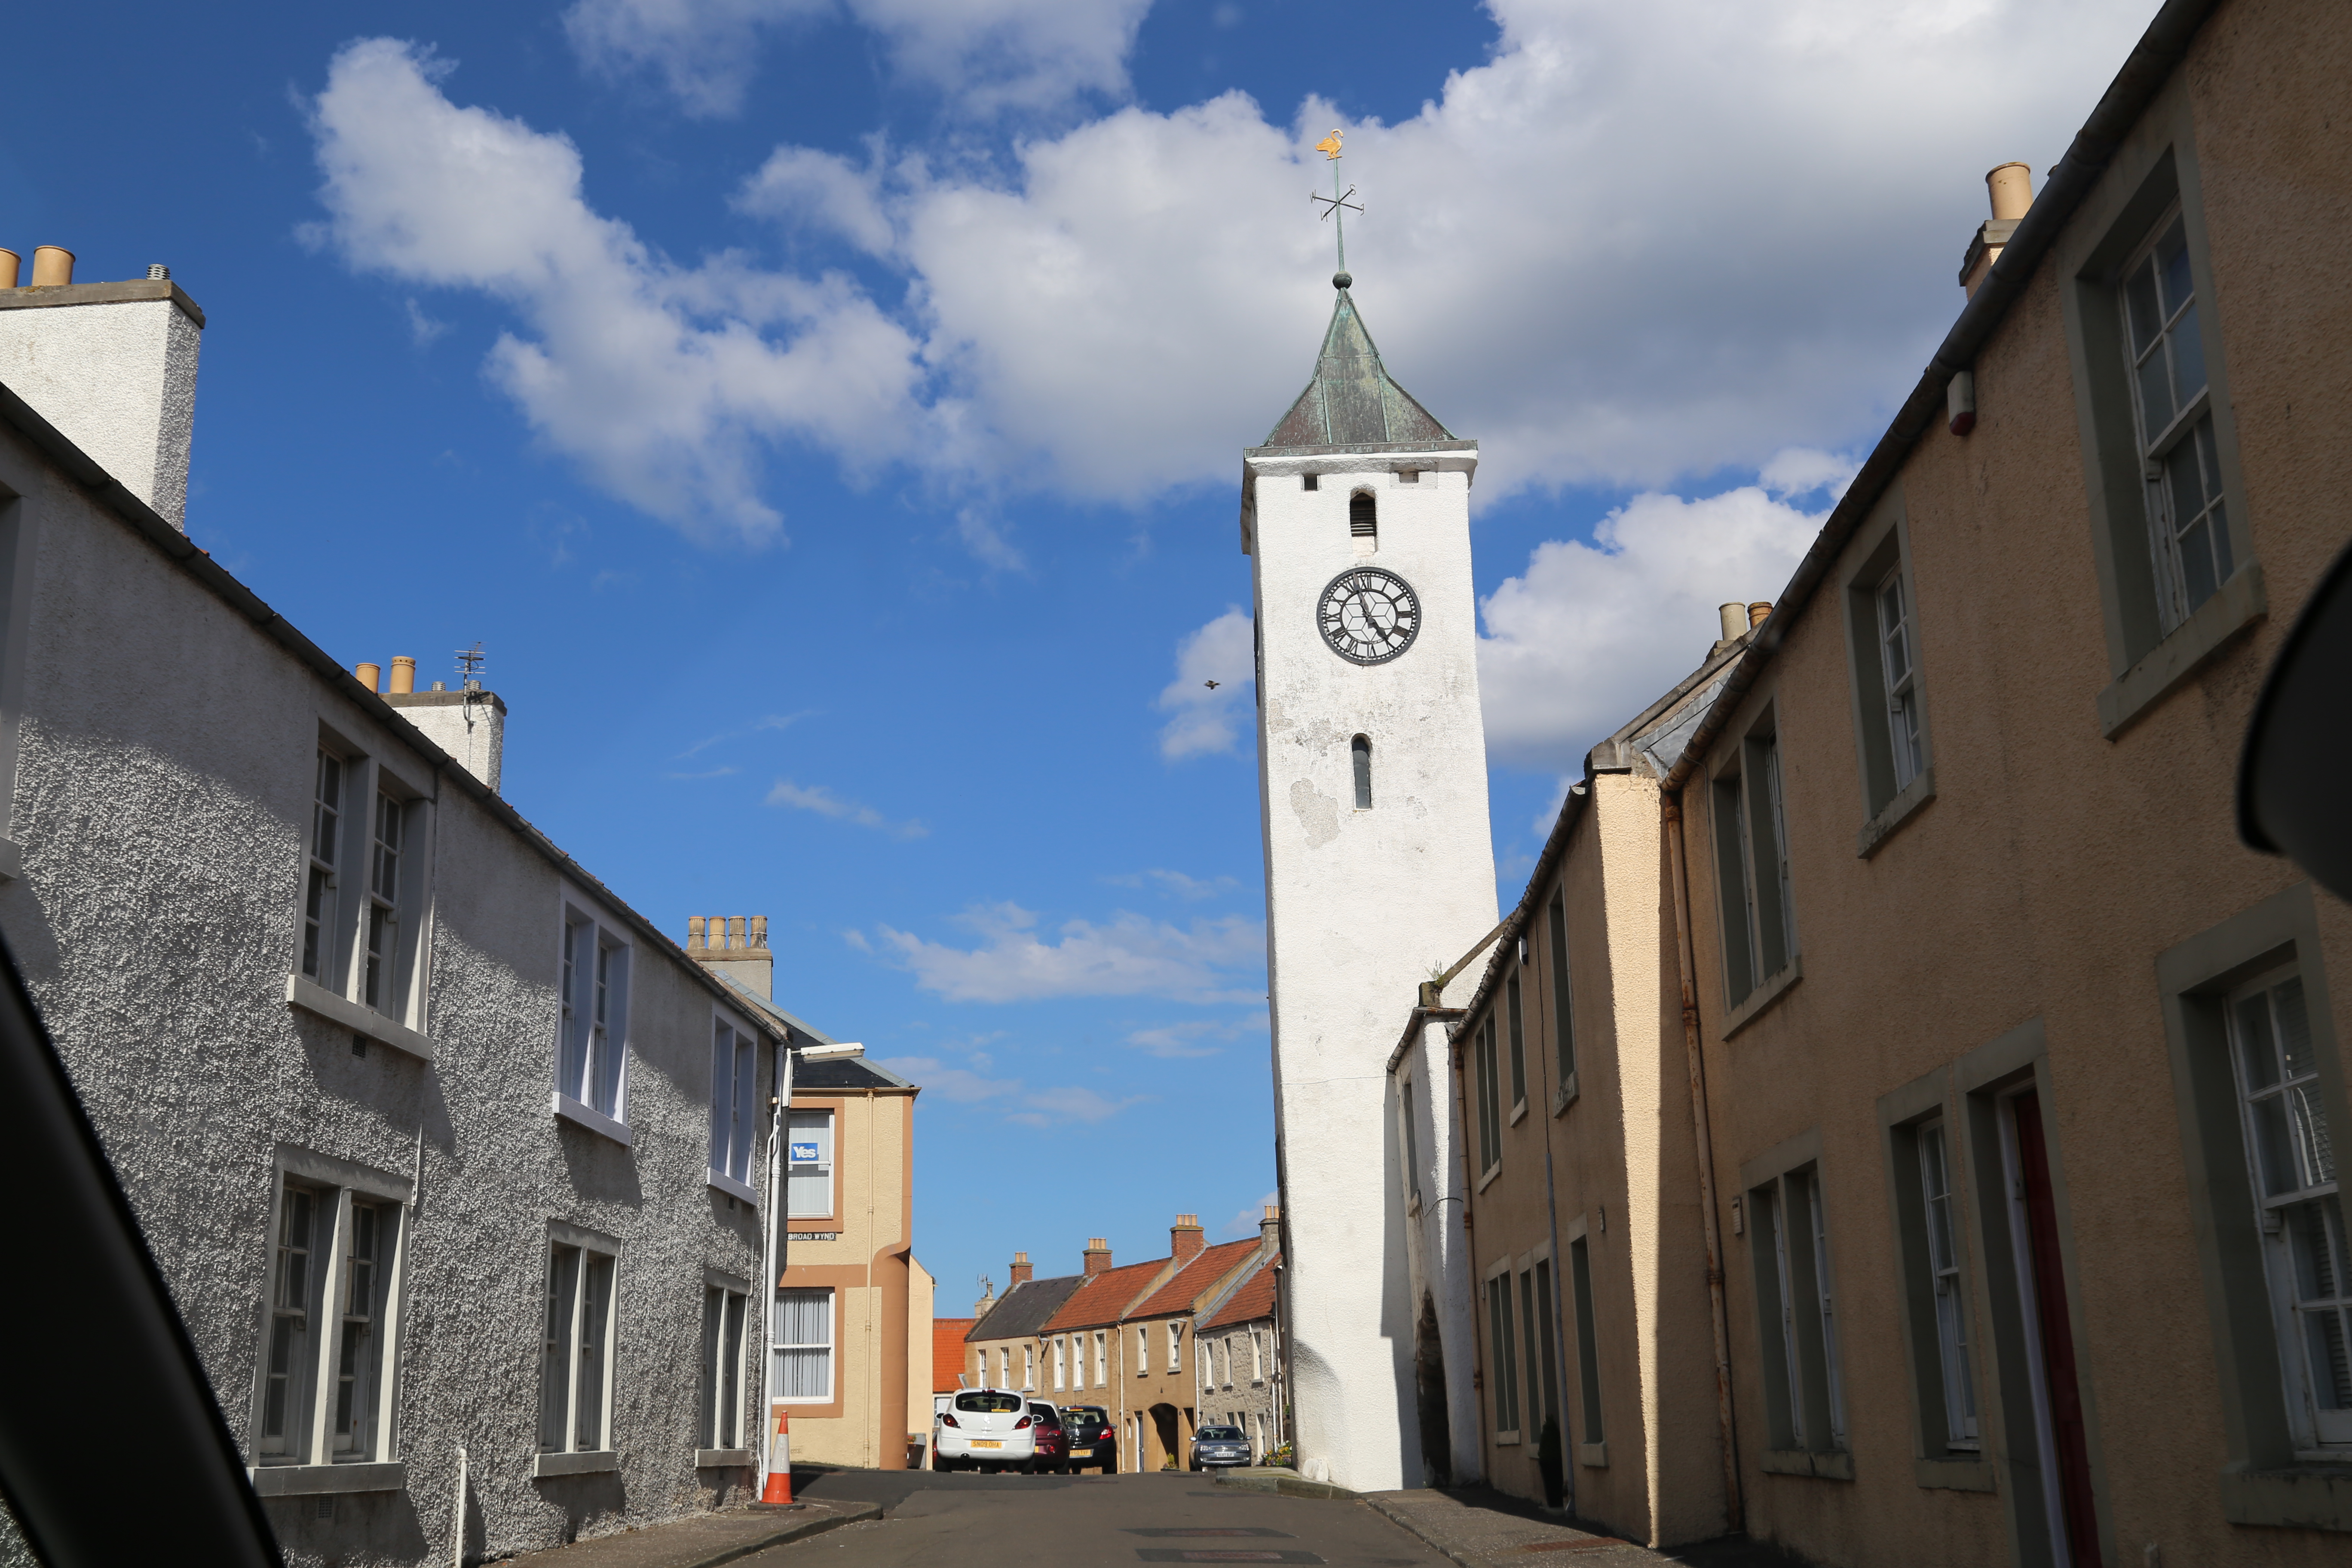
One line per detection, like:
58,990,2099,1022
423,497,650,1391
687,919,928,1472
1393,0,2352,1561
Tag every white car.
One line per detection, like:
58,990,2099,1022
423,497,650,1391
934,1388,1040,1472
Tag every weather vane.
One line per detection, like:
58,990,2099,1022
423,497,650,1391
1311,129,1363,279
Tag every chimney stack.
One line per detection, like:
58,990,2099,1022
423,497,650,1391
1171,1213,1205,1263
383,656,506,793
355,662,382,693
1084,1237,1112,1276
1010,1251,1033,1286
1260,1205,1281,1254
687,913,774,999
1718,603,1747,643
1747,602,1772,629
1960,162,2034,297
0,248,202,528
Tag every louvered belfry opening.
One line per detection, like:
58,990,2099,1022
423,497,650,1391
1350,491,1378,539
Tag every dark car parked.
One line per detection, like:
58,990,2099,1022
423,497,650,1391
1060,1403,1117,1473
1027,1401,1069,1473
1190,1423,1253,1471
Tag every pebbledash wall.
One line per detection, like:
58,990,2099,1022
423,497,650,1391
0,283,801,1562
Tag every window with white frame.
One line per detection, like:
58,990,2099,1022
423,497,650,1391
1137,1325,1148,1372
556,904,631,1127
1712,717,1797,1006
297,741,429,1030
787,1109,834,1218
1250,1329,1263,1382
1021,1344,1034,1389
2228,967,2352,1447
701,1283,749,1449
1095,1330,1108,1387
1749,1165,1846,1453
1875,568,1925,793
254,1170,404,1468
772,1288,834,1402
2122,205,2232,634
539,1238,619,1453
1054,1335,1067,1391
1917,1121,1980,1449
708,1015,758,1198
1167,1321,1183,1373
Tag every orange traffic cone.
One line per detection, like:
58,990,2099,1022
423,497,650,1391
760,1403,792,1504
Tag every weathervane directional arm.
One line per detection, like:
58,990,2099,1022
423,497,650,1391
1307,128,1362,277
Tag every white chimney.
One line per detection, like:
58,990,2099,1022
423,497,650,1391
380,662,506,793
0,255,203,529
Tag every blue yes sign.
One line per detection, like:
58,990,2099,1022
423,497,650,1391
790,1142,821,1162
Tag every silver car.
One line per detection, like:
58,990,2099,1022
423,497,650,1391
1189,1423,1252,1470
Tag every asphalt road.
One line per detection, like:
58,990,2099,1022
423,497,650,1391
755,1471,1452,1568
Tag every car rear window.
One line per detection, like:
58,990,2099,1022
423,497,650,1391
1027,1404,1063,1426
955,1392,1026,1413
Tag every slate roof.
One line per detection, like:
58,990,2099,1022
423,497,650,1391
793,1054,914,1092
1258,283,1455,450
1043,1258,1176,1333
968,1274,1087,1343
1201,1253,1279,1332
1127,1239,1261,1320
931,1318,974,1392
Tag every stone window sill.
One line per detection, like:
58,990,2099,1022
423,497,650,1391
1494,1432,1521,1448
1721,959,1803,1043
1476,1161,1503,1194
708,1170,758,1204
248,1461,406,1496
1509,1098,1528,1127
1761,1448,1853,1481
286,974,435,1062
2098,561,2266,740
533,1450,619,1478
1553,1072,1579,1118
695,1449,753,1468
1578,1442,1608,1470
0,834,21,882
553,1093,632,1147
2218,1461,2352,1532
1856,768,1936,860
1915,1456,1994,1492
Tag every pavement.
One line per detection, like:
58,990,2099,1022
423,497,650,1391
494,1470,1809,1568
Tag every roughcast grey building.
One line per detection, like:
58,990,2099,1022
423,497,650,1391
0,262,844,1561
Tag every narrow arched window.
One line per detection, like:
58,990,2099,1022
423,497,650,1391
1352,735,1373,809
1350,491,1378,539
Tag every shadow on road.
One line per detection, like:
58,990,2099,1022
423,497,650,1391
790,1467,1127,1514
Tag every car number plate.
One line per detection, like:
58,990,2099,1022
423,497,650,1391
971,1439,1003,1449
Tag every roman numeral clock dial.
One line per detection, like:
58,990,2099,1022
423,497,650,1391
1317,567,1422,665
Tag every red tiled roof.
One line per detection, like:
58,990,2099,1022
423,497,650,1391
1129,1239,1260,1320
1202,1255,1277,1332
1043,1258,1172,1332
931,1319,975,1392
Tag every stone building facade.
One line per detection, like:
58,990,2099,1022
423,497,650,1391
1194,1217,1286,1463
0,267,902,1561
1389,0,2352,1562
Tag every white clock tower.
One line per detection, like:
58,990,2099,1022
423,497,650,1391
1244,268,1497,1491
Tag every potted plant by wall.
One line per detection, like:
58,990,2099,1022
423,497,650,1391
1536,1417,1565,1510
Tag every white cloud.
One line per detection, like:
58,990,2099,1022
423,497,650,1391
1157,607,1255,760
403,297,449,346
305,38,942,546
1477,475,1827,767
1759,446,1861,499
311,2,2154,542
1124,1016,1263,1058
1222,1190,1278,1237
868,901,1264,1003
767,776,929,837
1105,868,1239,901
564,0,1151,119
878,1055,1149,1125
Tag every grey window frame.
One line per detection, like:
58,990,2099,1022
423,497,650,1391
1711,707,1798,1009
539,1227,621,1456
708,1011,760,1202
701,1278,750,1452
1546,891,1578,1109
1506,970,1528,1113
1351,734,1373,809
1880,1067,1994,1491
2055,78,2264,740
1741,1130,1851,1479
1567,1220,1605,1460
2156,884,2352,1530
1484,1262,1522,1444
1841,501,1937,853
554,893,633,1142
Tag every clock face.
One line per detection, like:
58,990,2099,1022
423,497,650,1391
1317,567,1422,665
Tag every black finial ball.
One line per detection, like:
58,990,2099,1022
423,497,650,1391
1332,270,1352,290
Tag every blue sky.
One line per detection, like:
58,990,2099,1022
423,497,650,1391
5,0,2155,1314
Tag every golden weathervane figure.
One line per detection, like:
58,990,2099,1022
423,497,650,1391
1311,129,1364,278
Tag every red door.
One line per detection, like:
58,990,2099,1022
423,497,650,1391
2013,1092,2102,1568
